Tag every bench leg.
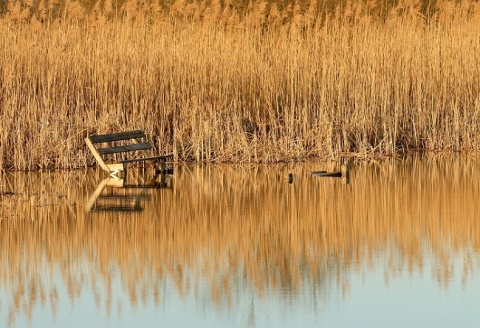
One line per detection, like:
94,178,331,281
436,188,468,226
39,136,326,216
154,159,167,175
161,159,166,174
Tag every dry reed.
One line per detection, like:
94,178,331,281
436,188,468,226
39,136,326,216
1,0,480,169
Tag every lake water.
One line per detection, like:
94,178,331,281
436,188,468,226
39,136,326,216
1,155,479,328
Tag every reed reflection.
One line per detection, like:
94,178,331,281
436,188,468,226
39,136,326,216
0,155,479,326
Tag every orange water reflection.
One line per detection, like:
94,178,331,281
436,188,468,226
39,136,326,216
1,155,479,326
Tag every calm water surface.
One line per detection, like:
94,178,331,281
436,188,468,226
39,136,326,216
1,156,479,328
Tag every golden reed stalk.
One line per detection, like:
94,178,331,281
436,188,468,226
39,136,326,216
1,156,480,324
1,0,480,169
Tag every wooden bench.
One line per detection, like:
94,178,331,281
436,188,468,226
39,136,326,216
85,130,173,177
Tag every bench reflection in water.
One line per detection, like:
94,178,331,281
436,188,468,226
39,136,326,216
85,169,173,213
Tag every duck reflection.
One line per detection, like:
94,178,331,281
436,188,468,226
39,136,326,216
86,169,173,213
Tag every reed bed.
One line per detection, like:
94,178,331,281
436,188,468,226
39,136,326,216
1,0,480,169
1,156,480,324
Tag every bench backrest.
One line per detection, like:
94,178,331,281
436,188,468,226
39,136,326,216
89,130,146,144
86,130,154,173
89,130,152,155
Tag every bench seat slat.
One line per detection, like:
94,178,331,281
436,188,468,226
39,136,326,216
121,154,173,163
97,143,152,155
121,184,170,189
90,130,146,143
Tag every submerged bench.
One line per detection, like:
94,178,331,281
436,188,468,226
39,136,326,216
85,130,173,177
